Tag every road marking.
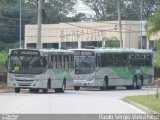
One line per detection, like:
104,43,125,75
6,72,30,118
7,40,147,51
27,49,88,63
119,100,146,114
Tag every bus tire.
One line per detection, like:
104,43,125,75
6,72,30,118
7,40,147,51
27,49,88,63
15,88,20,93
43,80,50,93
55,88,60,93
136,76,143,89
108,86,116,90
29,88,39,93
100,77,108,91
55,80,66,93
132,76,137,89
43,89,48,93
59,81,66,93
74,86,80,91
126,76,137,90
126,86,132,90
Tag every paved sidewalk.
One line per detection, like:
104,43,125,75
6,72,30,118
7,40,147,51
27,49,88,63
0,87,14,93
0,82,14,93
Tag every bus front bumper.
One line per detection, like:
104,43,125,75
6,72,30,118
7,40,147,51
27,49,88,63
74,80,95,87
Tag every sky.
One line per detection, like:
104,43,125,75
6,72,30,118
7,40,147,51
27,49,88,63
67,0,95,17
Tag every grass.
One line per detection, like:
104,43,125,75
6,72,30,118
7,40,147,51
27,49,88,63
125,94,160,113
0,51,8,72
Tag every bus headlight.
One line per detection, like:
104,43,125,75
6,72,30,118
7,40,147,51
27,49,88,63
87,76,94,81
9,77,14,81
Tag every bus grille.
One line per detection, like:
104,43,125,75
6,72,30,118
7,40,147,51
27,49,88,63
16,79,34,86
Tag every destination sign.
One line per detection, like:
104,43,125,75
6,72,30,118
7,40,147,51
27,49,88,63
74,51,94,56
11,50,40,56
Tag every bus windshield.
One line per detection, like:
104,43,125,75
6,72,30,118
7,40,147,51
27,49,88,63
8,55,43,74
75,56,95,74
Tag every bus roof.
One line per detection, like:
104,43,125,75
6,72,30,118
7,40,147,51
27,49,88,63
70,48,153,54
9,48,74,55
95,48,152,54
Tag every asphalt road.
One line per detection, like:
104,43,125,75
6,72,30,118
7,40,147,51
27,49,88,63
0,87,157,114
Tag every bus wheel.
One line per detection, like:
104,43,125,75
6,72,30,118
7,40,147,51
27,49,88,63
108,86,116,90
43,80,50,93
55,88,59,93
42,89,48,93
55,80,66,93
136,76,143,89
132,76,137,89
126,86,132,90
100,80,107,91
29,88,39,93
29,89,34,93
74,86,80,91
15,88,20,93
59,81,66,93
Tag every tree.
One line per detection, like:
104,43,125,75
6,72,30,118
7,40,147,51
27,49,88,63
102,36,120,48
81,0,160,21
41,0,77,23
0,0,77,48
145,10,160,37
146,10,160,67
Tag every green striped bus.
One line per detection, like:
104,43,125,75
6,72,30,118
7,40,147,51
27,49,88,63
7,48,74,93
73,48,154,90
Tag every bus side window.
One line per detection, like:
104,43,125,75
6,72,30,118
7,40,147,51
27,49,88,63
71,55,74,68
64,55,68,69
68,55,72,68
115,54,120,66
141,54,144,66
55,55,58,68
108,54,112,66
67,55,69,68
129,54,134,66
122,54,125,66
146,54,152,66
101,54,105,67
58,55,62,68
96,54,101,67
52,55,55,68
48,55,52,68
43,56,47,68
62,55,64,69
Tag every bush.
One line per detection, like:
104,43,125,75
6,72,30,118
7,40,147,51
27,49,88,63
0,51,8,72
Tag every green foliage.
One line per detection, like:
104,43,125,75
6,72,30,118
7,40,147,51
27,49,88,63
0,0,77,46
154,53,160,67
0,42,19,51
153,39,160,67
81,0,160,20
146,10,160,37
0,51,8,72
157,38,160,51
126,94,160,113
102,37,120,48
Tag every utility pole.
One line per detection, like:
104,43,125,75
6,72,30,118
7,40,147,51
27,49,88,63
37,0,43,49
19,0,22,48
129,26,131,48
117,0,123,48
140,0,143,49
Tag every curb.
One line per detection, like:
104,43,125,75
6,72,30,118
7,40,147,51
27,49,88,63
122,98,159,114
0,89,14,93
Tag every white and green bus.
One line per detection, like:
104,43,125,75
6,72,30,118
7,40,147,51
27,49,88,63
7,48,74,93
73,48,154,90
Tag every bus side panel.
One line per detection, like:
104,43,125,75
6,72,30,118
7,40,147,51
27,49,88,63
95,67,125,86
46,68,74,89
46,69,63,88
140,66,154,85
7,73,15,88
63,68,74,88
